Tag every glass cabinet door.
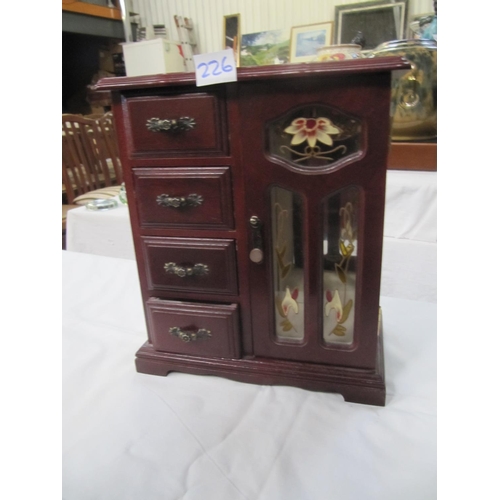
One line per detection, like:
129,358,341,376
249,182,364,364
239,80,385,369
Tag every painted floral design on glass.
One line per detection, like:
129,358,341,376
282,116,347,163
325,288,353,337
271,187,305,341
266,105,362,171
322,187,360,345
285,117,341,147
276,287,300,333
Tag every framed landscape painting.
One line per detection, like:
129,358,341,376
240,30,290,67
289,22,333,63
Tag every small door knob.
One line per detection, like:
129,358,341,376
249,248,264,264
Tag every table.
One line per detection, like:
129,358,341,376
66,197,136,261
62,250,436,500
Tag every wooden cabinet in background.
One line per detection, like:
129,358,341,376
96,57,411,406
388,141,437,171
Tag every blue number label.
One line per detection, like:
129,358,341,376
196,57,233,78
221,57,233,72
194,50,237,87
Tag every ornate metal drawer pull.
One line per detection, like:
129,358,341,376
164,262,209,278
169,326,212,343
146,117,196,133
156,193,203,209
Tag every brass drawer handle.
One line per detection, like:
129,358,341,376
146,117,196,133
169,326,212,343
164,262,209,277
156,193,204,208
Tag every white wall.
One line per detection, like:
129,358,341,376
128,0,434,53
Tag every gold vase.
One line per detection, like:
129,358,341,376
371,39,437,142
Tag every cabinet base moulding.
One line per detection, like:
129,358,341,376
135,325,386,407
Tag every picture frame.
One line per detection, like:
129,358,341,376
407,12,435,39
334,1,409,51
240,30,290,67
223,14,241,67
289,22,334,63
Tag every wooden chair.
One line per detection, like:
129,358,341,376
62,114,121,205
96,112,123,185
82,112,123,185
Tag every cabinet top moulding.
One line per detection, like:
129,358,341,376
93,57,411,91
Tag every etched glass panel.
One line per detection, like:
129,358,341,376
266,105,362,171
271,187,304,341
322,186,360,345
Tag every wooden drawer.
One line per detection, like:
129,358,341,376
146,299,240,358
124,92,228,157
133,167,234,230
142,237,238,295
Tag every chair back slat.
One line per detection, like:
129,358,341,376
63,122,99,191
62,114,119,204
96,112,123,184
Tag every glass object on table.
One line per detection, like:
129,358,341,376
85,198,119,211
119,182,127,204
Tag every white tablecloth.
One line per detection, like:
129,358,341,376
66,171,437,302
66,198,136,261
384,170,437,243
62,250,436,500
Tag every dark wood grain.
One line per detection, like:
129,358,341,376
133,167,235,230
107,61,406,406
124,92,228,157
135,313,385,406
388,142,437,171
145,299,240,359
94,57,411,92
141,236,238,296
238,73,390,369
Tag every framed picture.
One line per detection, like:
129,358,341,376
289,22,334,63
334,1,409,50
223,14,241,66
407,12,435,39
240,30,290,67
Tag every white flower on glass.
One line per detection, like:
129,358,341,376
281,287,299,316
325,289,343,321
284,117,341,148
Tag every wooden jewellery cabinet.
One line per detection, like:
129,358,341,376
96,58,410,406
